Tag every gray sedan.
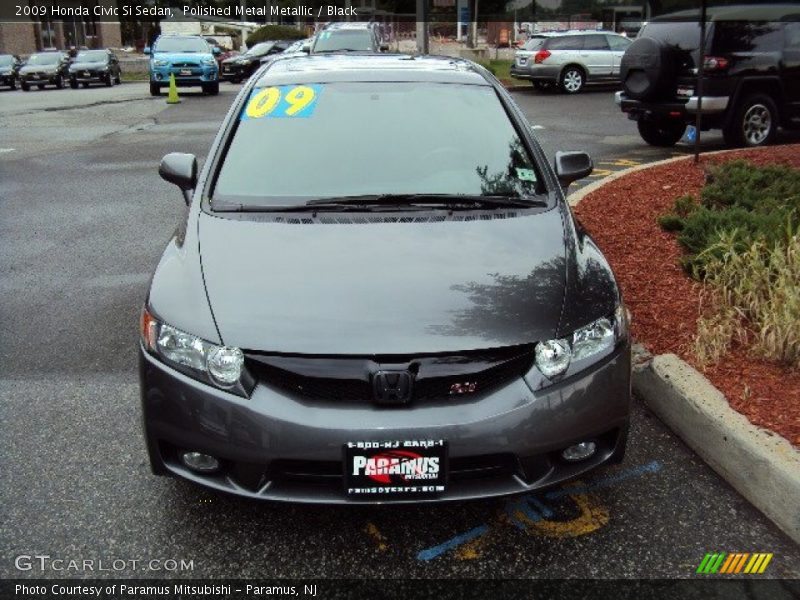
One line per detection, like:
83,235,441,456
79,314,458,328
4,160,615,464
139,53,631,504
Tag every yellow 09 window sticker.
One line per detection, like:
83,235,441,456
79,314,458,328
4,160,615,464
241,84,322,120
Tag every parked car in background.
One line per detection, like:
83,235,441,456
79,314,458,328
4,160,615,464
0,54,22,90
205,37,239,69
18,51,70,91
145,35,220,96
258,38,313,68
510,31,632,93
68,49,121,88
221,40,293,83
141,54,630,503
311,22,388,53
616,4,800,147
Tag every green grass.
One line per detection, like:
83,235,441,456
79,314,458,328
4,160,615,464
120,71,148,82
476,59,514,83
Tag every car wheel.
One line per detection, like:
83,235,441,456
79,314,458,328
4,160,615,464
637,118,685,147
9,79,16,90
105,72,113,87
69,78,78,89
560,67,584,94
21,81,29,91
115,73,121,85
203,82,220,95
37,84,45,90
723,94,778,148
150,82,160,97
82,82,89,88
55,74,64,89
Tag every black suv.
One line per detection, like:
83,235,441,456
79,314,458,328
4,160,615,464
616,5,800,147
0,54,22,90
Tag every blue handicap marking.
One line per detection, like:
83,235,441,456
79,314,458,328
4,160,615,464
683,125,697,143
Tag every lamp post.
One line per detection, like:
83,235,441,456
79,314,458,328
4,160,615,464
693,0,707,163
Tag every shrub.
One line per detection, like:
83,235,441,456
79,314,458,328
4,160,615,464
246,25,305,47
694,228,800,366
658,161,800,275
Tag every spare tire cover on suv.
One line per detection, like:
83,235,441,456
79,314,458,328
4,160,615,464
620,37,679,101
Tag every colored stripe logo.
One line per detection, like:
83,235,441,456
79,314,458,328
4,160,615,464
696,552,773,574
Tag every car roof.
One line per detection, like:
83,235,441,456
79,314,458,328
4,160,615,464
254,54,491,87
324,22,376,30
652,4,800,22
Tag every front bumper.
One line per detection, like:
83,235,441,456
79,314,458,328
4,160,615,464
21,72,59,85
510,62,560,82
140,343,631,503
221,63,248,81
150,65,218,86
0,72,14,85
70,69,109,83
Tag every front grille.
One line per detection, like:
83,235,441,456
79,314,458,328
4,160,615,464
172,62,199,68
245,346,534,405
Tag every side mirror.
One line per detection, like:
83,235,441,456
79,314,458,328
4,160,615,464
143,46,151,55
212,47,221,55
159,153,198,205
554,151,593,189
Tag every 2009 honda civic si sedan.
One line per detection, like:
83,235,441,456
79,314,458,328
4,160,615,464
139,54,631,503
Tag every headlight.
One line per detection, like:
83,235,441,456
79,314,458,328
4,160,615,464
153,59,168,67
533,304,628,381
201,58,216,66
140,308,252,397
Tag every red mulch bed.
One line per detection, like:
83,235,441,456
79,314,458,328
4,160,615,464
573,144,800,447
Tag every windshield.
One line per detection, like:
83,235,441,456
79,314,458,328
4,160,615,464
314,30,373,52
75,50,107,62
0,55,14,66
213,82,544,208
27,53,61,65
522,37,546,50
154,37,210,53
245,42,274,56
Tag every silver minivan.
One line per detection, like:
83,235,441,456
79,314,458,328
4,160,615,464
511,31,632,93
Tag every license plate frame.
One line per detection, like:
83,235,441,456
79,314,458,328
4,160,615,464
344,440,448,498
180,69,192,76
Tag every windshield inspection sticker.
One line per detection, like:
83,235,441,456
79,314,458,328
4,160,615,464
242,84,322,120
515,168,537,182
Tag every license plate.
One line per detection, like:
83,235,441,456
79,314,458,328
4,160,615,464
180,69,192,76
83,71,90,77
344,440,447,497
223,66,230,72
677,86,694,98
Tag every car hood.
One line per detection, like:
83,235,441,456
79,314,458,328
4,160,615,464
70,61,106,70
152,52,212,63
20,64,57,73
198,208,568,355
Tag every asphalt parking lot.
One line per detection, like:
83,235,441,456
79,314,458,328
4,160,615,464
1,81,799,580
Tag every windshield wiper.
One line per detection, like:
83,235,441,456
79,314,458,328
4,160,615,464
305,194,546,209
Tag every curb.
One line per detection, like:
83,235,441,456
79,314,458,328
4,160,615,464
571,150,800,545
633,354,800,545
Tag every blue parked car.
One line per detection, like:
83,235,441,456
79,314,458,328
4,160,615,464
144,35,220,96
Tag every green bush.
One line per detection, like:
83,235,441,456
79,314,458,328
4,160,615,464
246,25,305,47
658,161,800,275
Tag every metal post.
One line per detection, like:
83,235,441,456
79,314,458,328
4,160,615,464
693,0,707,163
240,0,248,51
416,0,428,55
